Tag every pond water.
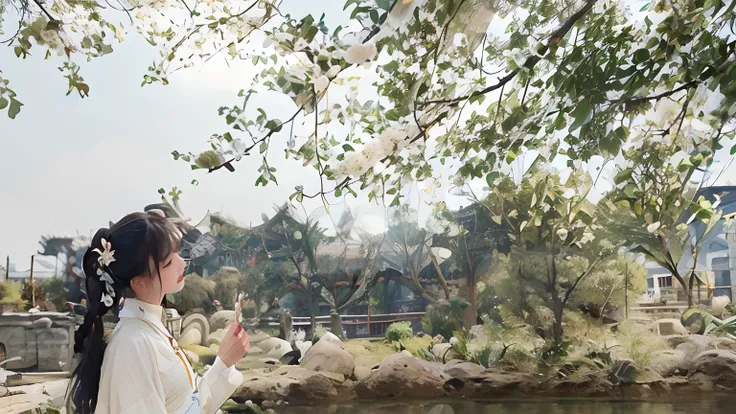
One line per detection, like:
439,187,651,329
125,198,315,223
275,398,736,414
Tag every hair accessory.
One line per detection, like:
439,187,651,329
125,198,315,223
93,238,116,307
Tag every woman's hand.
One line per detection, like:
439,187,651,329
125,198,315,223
218,322,250,368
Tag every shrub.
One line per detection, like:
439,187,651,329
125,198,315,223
171,274,216,314
0,281,26,313
422,296,468,338
21,280,46,310
42,277,67,311
212,270,242,310
386,321,413,342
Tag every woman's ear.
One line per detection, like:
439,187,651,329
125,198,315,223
129,275,150,295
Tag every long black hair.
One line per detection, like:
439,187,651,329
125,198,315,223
67,211,180,414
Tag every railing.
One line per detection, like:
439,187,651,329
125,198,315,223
260,312,426,339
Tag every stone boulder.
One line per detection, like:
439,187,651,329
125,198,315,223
319,331,345,349
711,295,731,317
182,345,217,365
442,361,533,396
432,343,460,362
610,360,666,385
210,310,236,332
649,350,688,377
181,313,210,344
258,337,293,359
235,356,281,371
687,350,736,391
299,338,355,377
232,365,343,404
354,354,451,398
207,328,227,346
178,325,203,347
248,331,272,345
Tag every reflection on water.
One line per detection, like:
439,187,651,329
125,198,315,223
276,398,736,414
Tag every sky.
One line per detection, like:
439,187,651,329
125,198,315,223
1,0,733,271
0,0,362,270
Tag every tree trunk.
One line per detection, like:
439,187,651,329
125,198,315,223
464,270,477,329
330,309,344,339
546,254,564,344
552,301,564,344
309,302,318,337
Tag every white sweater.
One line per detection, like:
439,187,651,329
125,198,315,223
95,299,243,413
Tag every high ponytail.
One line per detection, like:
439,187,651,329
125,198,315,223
67,212,180,414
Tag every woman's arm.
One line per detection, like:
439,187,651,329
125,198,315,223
196,357,244,414
195,322,248,413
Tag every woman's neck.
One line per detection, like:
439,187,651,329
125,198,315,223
130,289,164,307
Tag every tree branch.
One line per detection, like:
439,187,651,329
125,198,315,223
421,0,598,107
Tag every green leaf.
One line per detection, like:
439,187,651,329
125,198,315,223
342,144,355,152
505,151,516,164
370,9,379,23
633,48,650,63
730,143,736,155
158,188,165,194
8,99,22,119
191,179,199,186
486,172,501,187
614,168,634,184
568,100,591,132
0,97,7,110
259,142,267,153
265,119,282,132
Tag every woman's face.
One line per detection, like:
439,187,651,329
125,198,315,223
159,252,187,294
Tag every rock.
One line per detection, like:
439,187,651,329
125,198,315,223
653,318,688,336
248,331,272,345
663,335,689,349
400,350,413,358
178,326,203,347
235,355,281,370
649,350,687,377
708,337,736,352
442,361,532,396
319,331,345,349
181,313,210,344
210,310,236,332
355,354,451,398
542,370,614,396
610,360,665,385
183,349,200,364
182,345,217,365
208,328,227,345
688,350,736,391
432,344,459,362
354,366,372,381
300,337,355,377
233,366,341,404
675,335,710,359
259,337,293,359
247,346,265,356
711,296,731,317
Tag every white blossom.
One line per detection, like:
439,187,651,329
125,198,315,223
345,43,378,64
651,99,681,128
313,75,329,95
556,228,569,240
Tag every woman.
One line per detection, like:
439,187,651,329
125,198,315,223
68,211,249,414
